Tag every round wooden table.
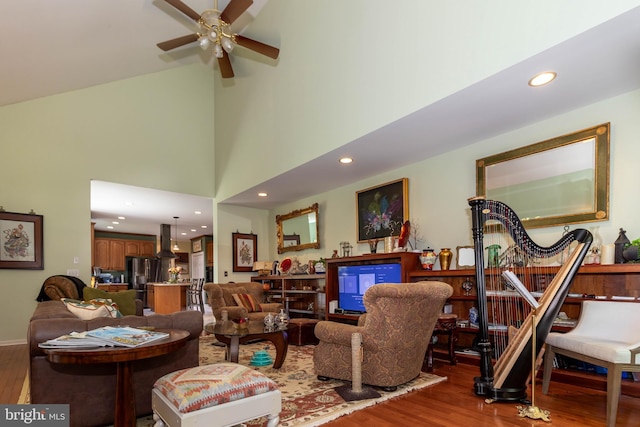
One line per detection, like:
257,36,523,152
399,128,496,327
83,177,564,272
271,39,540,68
205,321,289,368
44,329,189,427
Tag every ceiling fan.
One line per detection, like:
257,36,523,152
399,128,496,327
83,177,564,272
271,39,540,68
157,0,280,78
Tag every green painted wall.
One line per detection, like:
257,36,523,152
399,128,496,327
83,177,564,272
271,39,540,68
0,65,214,343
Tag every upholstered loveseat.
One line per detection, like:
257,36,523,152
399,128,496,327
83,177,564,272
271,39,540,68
203,282,283,322
28,300,203,427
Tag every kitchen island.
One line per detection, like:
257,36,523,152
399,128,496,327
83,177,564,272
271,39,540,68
148,283,189,314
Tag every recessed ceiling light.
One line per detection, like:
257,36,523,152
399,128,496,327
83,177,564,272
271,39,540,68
181,232,187,236
201,225,208,229
258,192,268,197
194,211,202,215
118,216,125,220
191,228,197,232
339,157,353,164
107,226,114,229
528,71,557,87
112,221,119,225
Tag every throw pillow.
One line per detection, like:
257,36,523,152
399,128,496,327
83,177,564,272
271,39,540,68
83,288,137,316
222,286,247,306
62,298,121,320
232,293,261,312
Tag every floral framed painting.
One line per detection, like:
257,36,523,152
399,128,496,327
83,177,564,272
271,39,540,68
0,211,44,269
232,232,257,272
356,178,409,242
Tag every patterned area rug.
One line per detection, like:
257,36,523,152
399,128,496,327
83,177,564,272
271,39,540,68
198,335,447,427
20,336,446,427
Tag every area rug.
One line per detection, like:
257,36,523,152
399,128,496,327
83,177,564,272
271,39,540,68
198,336,446,426
20,337,446,426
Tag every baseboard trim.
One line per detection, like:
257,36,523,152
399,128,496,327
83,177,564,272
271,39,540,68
0,338,27,346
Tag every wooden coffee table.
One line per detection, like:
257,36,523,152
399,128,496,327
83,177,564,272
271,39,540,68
205,321,289,368
43,329,189,427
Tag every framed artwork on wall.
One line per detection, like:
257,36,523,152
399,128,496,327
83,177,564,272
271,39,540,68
356,178,409,242
232,232,257,272
0,211,44,269
192,239,202,252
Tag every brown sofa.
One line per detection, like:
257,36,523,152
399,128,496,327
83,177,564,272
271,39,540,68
28,300,203,427
313,281,453,390
203,282,282,322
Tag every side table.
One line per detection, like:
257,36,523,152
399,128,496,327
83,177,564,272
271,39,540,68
424,313,458,373
44,329,189,427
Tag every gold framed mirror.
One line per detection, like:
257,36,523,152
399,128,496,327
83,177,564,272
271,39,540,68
276,203,320,254
476,123,609,228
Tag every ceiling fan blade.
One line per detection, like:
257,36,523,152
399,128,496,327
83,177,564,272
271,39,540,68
220,0,253,24
218,51,235,78
164,0,201,21
157,34,199,51
234,35,279,59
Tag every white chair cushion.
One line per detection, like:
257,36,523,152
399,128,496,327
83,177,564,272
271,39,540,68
546,301,640,364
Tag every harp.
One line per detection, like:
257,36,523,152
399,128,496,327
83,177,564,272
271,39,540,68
468,197,592,402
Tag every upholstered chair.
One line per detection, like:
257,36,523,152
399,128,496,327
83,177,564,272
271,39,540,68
313,281,453,391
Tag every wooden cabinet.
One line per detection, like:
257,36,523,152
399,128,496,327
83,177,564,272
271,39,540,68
206,240,213,266
96,284,129,292
409,264,640,396
324,252,420,323
252,274,325,319
125,241,140,256
94,237,155,271
94,238,125,271
94,239,110,270
139,241,155,257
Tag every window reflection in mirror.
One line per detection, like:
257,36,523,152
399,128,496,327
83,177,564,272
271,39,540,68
276,203,320,254
476,123,609,228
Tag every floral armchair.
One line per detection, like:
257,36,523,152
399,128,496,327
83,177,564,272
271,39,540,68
313,281,453,390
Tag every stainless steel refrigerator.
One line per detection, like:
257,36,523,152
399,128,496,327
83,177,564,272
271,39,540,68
126,256,160,308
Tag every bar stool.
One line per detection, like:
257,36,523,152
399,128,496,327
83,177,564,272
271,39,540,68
186,278,205,313
424,313,458,372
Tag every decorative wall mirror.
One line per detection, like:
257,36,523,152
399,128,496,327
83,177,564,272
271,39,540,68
476,123,609,228
276,203,320,254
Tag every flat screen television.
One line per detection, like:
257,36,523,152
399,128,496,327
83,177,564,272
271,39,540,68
337,263,402,313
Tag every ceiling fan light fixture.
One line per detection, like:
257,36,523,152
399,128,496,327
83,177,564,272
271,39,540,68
198,36,210,50
214,44,224,58
221,37,234,52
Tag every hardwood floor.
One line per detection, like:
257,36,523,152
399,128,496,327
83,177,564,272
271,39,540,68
4,344,638,426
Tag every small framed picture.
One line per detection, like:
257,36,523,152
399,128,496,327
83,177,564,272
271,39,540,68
192,240,202,252
0,211,44,269
232,232,257,272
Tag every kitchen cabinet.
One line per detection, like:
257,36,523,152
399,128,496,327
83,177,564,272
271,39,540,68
252,274,325,319
206,240,213,266
97,284,128,292
94,238,125,271
94,237,154,271
124,240,155,257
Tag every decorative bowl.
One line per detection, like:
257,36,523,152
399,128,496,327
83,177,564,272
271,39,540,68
231,317,250,329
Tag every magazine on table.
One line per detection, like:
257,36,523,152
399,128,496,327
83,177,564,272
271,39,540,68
39,326,169,349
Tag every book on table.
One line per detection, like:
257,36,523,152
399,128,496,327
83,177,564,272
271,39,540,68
39,326,169,349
